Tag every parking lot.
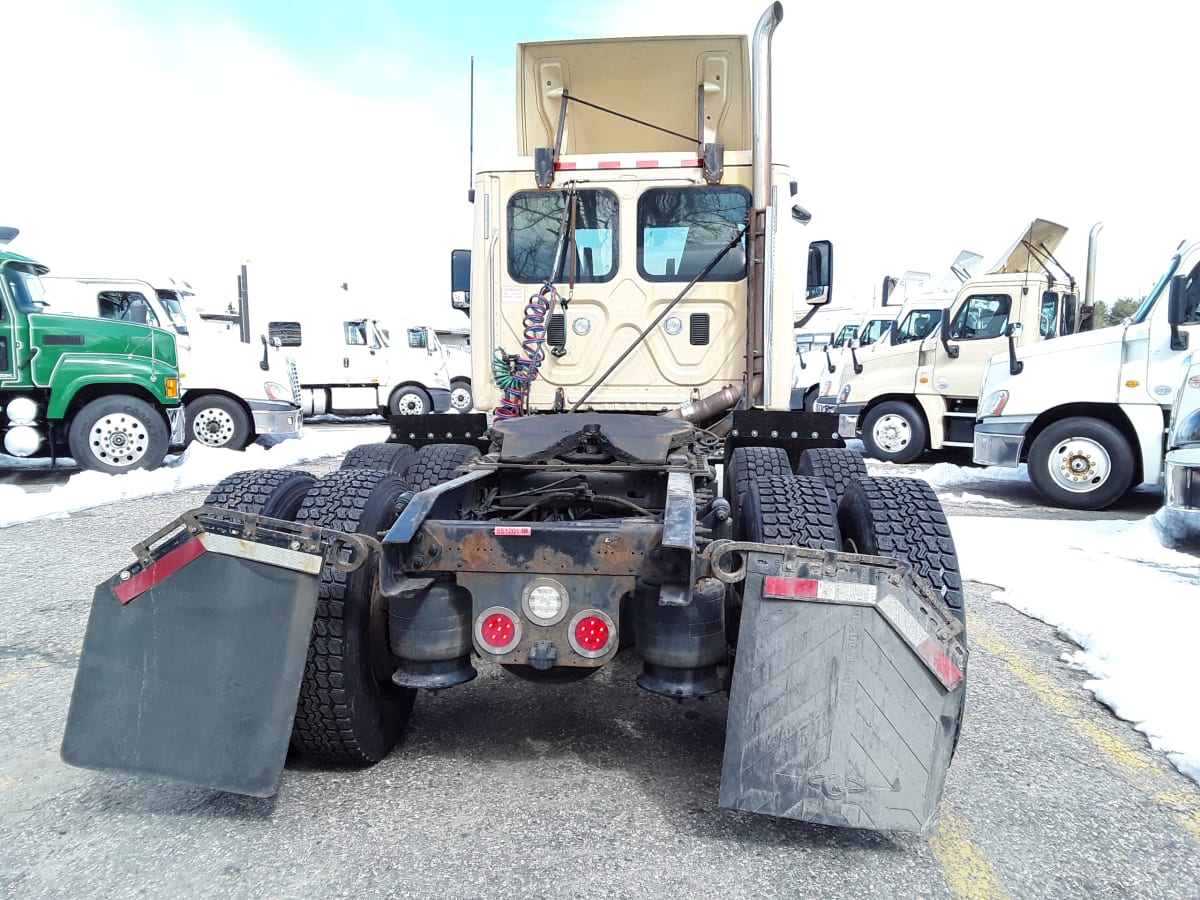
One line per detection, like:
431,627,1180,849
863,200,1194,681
1,433,1198,899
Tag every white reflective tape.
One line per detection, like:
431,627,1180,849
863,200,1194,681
816,580,876,605
199,533,323,574
877,592,931,648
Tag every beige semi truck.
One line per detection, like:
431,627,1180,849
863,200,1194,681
831,220,1099,462
64,5,968,834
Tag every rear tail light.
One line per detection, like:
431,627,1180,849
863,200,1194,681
475,607,521,654
568,610,616,658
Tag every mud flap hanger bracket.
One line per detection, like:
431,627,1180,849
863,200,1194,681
704,539,966,690
130,507,377,575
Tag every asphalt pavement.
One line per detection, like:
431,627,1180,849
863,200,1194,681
1,439,1198,899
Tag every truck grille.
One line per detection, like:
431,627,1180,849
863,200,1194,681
286,357,301,405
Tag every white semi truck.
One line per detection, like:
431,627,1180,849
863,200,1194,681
974,239,1200,510
831,219,1099,463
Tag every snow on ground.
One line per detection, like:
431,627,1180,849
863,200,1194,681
0,425,390,528
1,434,1198,784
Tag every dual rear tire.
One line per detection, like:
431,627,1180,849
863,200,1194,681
205,465,417,766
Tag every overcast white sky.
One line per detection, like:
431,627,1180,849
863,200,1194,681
3,1,1197,328
3,431,1198,788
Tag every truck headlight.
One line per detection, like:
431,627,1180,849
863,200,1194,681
980,390,1009,416
838,384,851,403
263,381,290,402
1172,410,1200,447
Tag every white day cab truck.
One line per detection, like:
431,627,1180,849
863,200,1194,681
63,5,969,834
799,254,982,412
194,265,455,418
974,238,1200,509
42,276,303,451
830,219,1100,462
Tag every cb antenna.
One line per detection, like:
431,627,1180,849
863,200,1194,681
467,56,475,203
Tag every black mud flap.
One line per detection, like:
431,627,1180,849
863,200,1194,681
710,542,967,833
61,509,371,797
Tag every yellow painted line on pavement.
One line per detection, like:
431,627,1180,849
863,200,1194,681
0,644,81,693
928,811,1011,900
1155,792,1200,844
972,618,1200,841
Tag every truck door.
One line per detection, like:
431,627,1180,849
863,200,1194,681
329,319,383,409
1144,257,1200,403
930,291,1016,399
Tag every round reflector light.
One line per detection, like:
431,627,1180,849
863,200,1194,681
481,613,516,648
528,586,562,620
475,606,522,654
567,610,616,659
521,576,569,626
575,617,608,650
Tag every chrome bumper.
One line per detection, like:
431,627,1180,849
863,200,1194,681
167,406,187,445
837,410,861,440
1164,448,1200,512
972,420,1029,468
249,400,304,437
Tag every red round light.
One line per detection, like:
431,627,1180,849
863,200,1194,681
481,612,516,648
574,616,610,652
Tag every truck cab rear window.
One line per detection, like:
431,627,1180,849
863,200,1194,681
637,186,750,282
507,189,617,284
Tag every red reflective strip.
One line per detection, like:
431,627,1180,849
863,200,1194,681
681,158,702,167
598,160,621,169
114,537,206,604
763,576,819,599
635,159,659,168
555,162,577,170
917,639,963,690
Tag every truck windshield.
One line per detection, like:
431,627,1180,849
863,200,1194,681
859,318,892,345
893,308,942,344
1131,254,1182,325
637,186,750,282
155,290,190,334
5,265,49,313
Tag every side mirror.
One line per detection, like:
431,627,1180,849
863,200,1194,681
940,308,960,358
1005,322,1024,375
1168,275,1190,351
805,240,833,305
451,249,471,313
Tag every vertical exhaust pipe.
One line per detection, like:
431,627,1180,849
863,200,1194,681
745,3,784,408
1084,221,1102,310
751,3,784,209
